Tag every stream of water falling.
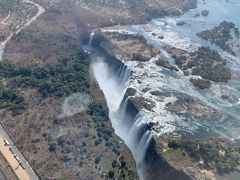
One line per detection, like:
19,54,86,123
86,0,240,179
90,52,154,179
88,32,95,47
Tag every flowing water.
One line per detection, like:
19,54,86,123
100,0,240,140
88,0,240,179
88,32,95,47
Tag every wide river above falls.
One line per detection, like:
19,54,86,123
88,0,240,179
100,0,240,142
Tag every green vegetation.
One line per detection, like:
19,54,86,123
0,0,17,16
0,46,90,112
173,46,231,83
105,31,146,42
0,89,25,110
88,100,137,179
94,138,102,146
89,101,120,152
112,160,117,168
89,102,114,142
48,143,57,152
168,138,240,173
9,55,90,97
108,170,115,179
95,156,101,164
190,47,231,82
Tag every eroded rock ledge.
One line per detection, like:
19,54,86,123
100,31,160,62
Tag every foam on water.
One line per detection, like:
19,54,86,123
97,0,240,141
90,1,240,179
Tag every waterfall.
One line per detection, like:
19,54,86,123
88,32,95,47
92,53,152,180
136,130,152,165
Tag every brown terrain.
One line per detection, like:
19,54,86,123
0,0,200,179
31,0,197,29
100,32,160,62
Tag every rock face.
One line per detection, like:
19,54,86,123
176,21,186,26
129,96,156,112
126,88,137,96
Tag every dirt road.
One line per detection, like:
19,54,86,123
0,1,45,179
0,0,45,60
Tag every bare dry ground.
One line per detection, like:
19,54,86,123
0,0,139,179
32,0,197,28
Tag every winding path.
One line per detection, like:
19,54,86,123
0,0,45,60
0,11,11,25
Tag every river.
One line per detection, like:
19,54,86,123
89,0,240,179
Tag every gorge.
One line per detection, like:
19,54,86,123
85,0,240,179
1,0,240,179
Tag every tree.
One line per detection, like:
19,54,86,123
108,171,114,179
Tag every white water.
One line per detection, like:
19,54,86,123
88,32,95,47
91,54,153,179
90,0,240,179
99,0,240,142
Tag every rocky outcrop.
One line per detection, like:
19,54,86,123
201,10,209,16
165,46,232,87
156,58,179,71
165,97,221,120
100,31,160,62
190,78,211,89
197,21,239,56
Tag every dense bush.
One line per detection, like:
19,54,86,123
94,138,102,146
48,143,57,152
95,156,101,164
112,160,117,168
108,171,115,179
168,138,240,173
0,44,90,97
0,89,25,110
